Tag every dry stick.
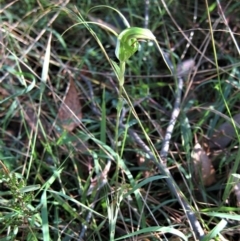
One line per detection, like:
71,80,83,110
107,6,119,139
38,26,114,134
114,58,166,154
128,129,204,240
159,76,183,164
127,67,205,239
180,0,198,59
78,199,98,240
160,56,195,164
78,195,98,241
144,0,150,29
160,56,204,239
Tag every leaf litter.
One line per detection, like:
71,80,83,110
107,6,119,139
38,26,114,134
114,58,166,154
191,143,216,186
209,113,240,149
57,77,82,132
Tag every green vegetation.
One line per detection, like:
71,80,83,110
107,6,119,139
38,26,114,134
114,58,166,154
1,0,240,240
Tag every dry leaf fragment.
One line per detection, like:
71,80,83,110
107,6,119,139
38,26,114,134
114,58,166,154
232,175,240,207
57,79,82,132
87,160,111,195
191,143,216,186
136,154,155,178
209,113,240,149
177,59,195,77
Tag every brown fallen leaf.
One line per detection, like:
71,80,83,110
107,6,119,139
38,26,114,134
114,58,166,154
176,58,195,77
191,143,216,186
136,154,154,178
232,175,240,207
209,113,240,149
57,78,82,132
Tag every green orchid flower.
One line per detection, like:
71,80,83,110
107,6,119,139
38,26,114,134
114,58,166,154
115,27,156,62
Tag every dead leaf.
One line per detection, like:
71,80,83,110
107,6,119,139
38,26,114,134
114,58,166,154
177,59,195,77
232,175,240,207
137,154,150,178
209,113,240,149
57,79,82,132
191,143,216,186
234,183,240,207
136,154,156,178
87,160,111,195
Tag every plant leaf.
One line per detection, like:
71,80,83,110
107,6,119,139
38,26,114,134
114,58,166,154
114,226,188,241
202,219,227,241
110,59,121,80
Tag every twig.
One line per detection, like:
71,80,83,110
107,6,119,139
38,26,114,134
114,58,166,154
160,55,195,163
78,199,96,241
127,128,205,240
144,0,150,29
160,75,183,164
125,54,204,239
180,0,198,59
160,57,204,238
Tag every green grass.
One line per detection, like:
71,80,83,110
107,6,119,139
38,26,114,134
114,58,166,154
1,0,240,240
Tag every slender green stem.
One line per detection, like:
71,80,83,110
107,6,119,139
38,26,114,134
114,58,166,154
113,61,126,197
119,61,125,87
115,61,126,148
